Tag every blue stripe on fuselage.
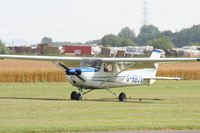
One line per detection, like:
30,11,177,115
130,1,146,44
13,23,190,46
69,67,99,73
197,58,200,61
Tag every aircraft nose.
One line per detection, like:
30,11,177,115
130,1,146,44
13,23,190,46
71,69,85,82
75,69,81,75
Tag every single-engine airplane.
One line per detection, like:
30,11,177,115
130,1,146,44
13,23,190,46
0,50,199,101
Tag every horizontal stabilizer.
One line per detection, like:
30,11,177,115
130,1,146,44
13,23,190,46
144,77,182,80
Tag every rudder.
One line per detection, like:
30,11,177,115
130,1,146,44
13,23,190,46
150,49,161,59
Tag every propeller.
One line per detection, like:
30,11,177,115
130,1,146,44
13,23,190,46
58,63,70,71
58,63,85,82
58,63,70,74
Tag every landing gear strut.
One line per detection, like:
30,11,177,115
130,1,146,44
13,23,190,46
106,88,126,102
70,89,93,101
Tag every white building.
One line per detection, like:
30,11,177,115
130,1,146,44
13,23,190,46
109,47,126,55
126,46,154,56
91,44,102,55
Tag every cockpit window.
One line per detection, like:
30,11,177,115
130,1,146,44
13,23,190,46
80,59,102,70
104,63,113,72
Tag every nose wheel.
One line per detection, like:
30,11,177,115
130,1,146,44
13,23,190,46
70,91,82,100
71,91,77,100
70,89,93,101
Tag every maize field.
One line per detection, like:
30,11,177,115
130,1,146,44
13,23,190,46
157,62,200,80
0,59,199,82
0,59,67,82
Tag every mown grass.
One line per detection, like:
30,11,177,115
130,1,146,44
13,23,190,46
0,80,200,132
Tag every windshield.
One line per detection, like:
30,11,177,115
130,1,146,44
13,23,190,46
80,59,102,70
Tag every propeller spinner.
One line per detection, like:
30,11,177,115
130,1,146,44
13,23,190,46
58,63,85,82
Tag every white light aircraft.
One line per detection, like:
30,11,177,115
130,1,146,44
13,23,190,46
0,50,199,101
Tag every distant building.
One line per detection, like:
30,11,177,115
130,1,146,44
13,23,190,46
63,45,91,55
7,46,32,54
182,46,200,50
91,44,102,55
166,46,200,57
42,46,59,55
109,47,126,56
101,47,111,57
126,46,153,56
37,44,51,54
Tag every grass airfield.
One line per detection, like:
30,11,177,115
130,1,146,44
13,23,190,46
0,80,200,132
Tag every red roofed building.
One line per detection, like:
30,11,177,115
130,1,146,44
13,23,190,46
63,45,91,55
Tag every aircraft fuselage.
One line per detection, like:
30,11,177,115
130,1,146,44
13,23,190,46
66,67,156,89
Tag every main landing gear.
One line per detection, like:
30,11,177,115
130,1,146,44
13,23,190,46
70,88,126,102
106,88,126,102
118,92,126,102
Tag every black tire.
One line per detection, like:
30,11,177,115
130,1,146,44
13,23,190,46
76,93,82,101
119,92,126,102
71,91,77,100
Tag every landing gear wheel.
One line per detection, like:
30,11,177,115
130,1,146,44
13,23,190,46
119,92,126,102
76,93,82,101
71,91,77,100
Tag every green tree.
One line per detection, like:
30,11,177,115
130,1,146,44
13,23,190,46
172,25,200,47
118,27,135,40
101,34,136,47
147,37,175,51
139,24,160,36
0,40,8,54
120,38,137,46
136,25,161,45
101,34,121,47
86,24,200,48
189,42,200,46
85,39,101,45
41,37,53,44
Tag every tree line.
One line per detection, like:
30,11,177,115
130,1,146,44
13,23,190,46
86,24,200,50
1,24,200,54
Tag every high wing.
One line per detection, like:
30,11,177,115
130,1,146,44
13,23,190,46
0,55,82,67
0,54,199,69
0,55,199,62
0,55,82,61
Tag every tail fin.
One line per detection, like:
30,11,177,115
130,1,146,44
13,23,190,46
150,49,161,59
149,49,162,84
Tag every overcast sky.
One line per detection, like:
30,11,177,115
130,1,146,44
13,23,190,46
0,0,200,45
